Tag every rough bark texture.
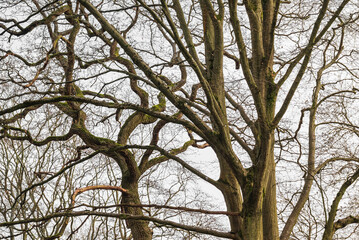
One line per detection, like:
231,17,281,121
0,0,356,239
263,149,279,239
121,178,153,240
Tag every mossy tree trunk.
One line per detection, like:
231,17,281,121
80,0,282,238
121,174,153,240
0,0,353,239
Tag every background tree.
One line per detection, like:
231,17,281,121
0,0,359,240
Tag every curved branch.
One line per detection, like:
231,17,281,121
0,5,71,36
12,150,102,207
114,144,221,189
0,105,42,124
72,185,128,205
1,125,74,146
316,90,356,108
117,102,208,141
80,0,216,141
322,167,359,239
315,157,359,175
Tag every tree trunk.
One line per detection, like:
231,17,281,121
219,160,243,240
121,176,152,240
242,133,278,240
263,150,279,239
219,136,279,240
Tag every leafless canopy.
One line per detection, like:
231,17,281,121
0,0,359,239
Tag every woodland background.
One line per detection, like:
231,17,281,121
0,0,359,239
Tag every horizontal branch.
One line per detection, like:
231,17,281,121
0,105,42,124
0,211,235,239
316,90,356,108
334,215,359,231
81,203,240,216
0,96,209,143
0,96,117,116
2,125,74,146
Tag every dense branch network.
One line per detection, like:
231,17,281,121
0,0,358,239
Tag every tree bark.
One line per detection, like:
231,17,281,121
219,160,244,240
243,133,278,240
121,176,153,240
262,149,279,239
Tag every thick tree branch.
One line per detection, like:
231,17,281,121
334,215,359,231
322,167,359,239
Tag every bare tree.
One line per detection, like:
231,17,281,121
1,0,359,239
